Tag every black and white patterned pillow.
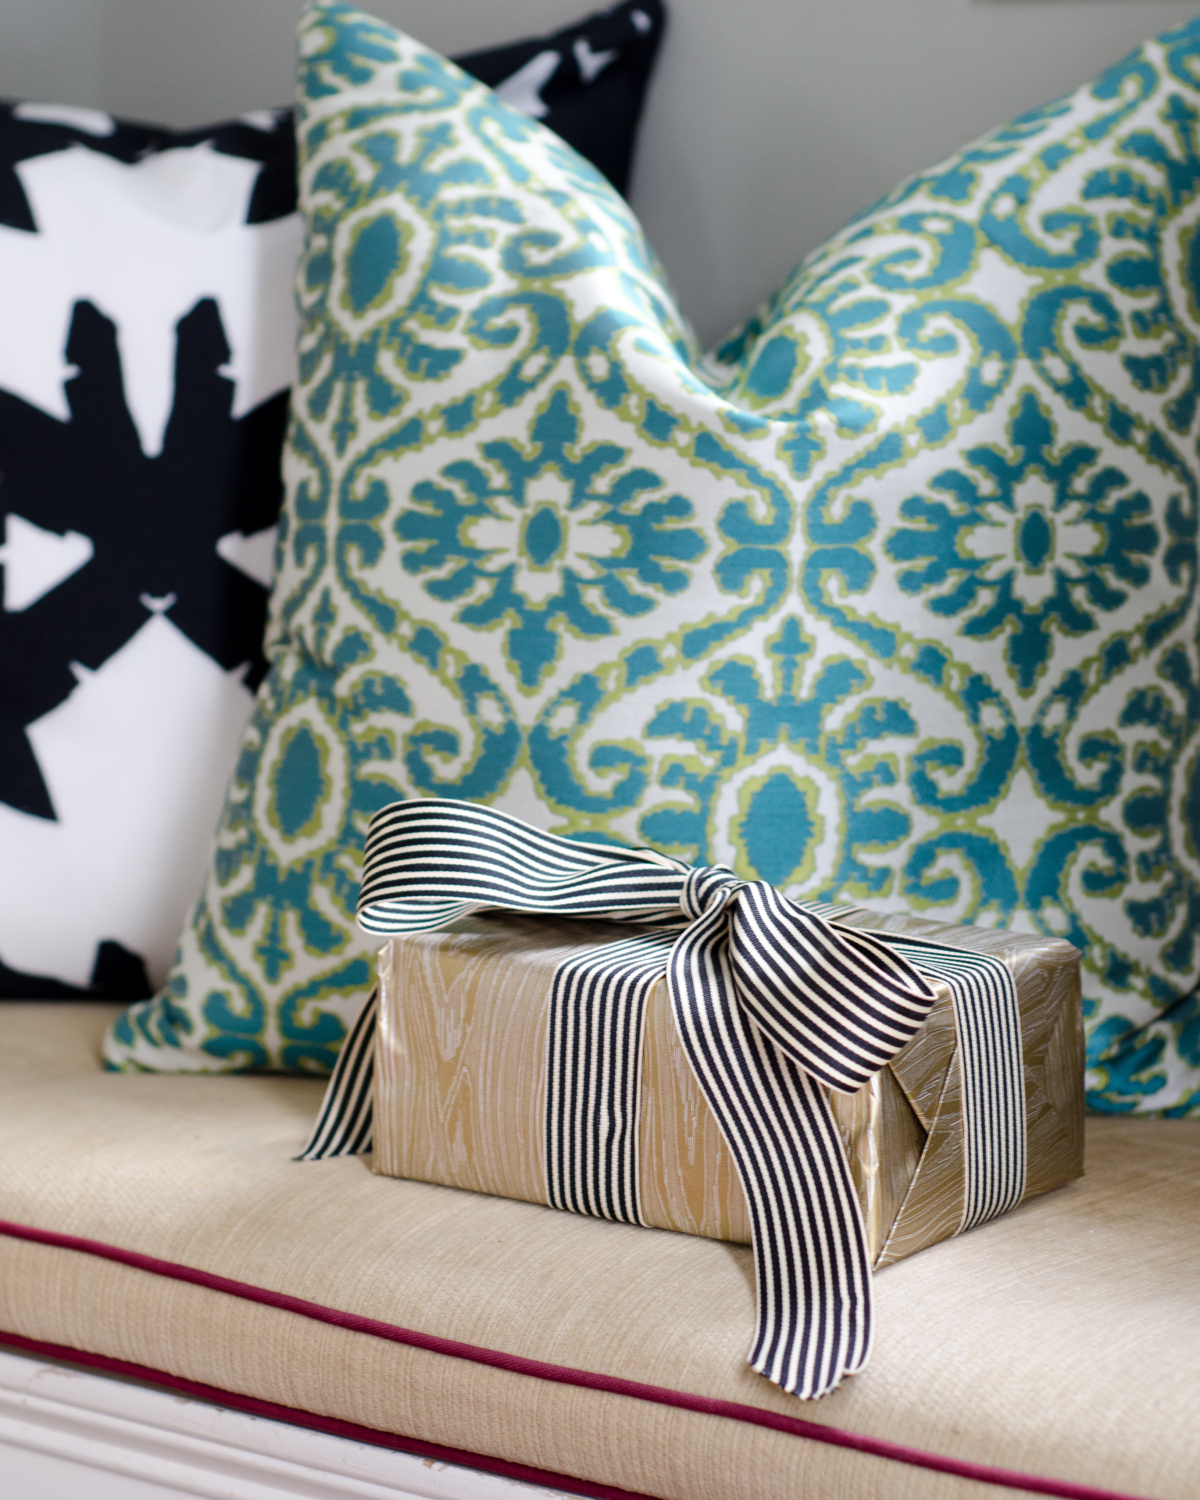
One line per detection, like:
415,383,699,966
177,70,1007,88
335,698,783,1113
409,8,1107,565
457,0,665,197
0,2,666,1000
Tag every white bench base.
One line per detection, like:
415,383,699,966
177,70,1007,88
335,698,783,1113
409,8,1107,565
0,1349,567,1500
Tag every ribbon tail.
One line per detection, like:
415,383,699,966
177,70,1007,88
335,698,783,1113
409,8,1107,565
742,1027,874,1392
296,987,377,1161
668,911,872,1399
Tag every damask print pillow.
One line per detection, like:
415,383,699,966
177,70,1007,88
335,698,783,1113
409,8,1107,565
106,2,1200,1117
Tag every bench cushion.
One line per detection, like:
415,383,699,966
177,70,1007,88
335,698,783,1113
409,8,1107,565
2,1003,1197,1500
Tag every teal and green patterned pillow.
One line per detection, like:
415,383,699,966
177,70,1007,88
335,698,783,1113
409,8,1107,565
106,1,1200,1115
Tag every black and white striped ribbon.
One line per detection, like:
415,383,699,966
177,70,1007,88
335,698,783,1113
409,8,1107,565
296,980,377,1161
301,799,1024,1398
547,932,674,1224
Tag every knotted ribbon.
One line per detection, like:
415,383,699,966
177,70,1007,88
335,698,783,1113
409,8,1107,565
307,798,940,1398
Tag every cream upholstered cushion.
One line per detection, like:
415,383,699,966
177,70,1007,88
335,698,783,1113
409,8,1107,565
2,1003,1198,1500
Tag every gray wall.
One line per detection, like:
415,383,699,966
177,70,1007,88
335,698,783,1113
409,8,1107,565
1,0,1195,344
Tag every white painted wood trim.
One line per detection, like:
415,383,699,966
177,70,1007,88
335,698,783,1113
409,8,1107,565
0,1348,572,1500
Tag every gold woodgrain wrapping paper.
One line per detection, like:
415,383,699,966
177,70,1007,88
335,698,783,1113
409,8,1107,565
373,910,1084,1267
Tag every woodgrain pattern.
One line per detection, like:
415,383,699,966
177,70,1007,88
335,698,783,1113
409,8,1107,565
840,912,1085,1269
375,914,619,1209
372,909,1083,1270
638,976,752,1244
828,1065,928,1265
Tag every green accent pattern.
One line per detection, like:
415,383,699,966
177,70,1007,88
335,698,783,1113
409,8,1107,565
106,3,1200,1114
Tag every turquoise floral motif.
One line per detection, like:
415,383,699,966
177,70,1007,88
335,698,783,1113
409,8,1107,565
396,386,706,688
710,237,1018,489
199,618,521,1019
299,32,583,458
1088,981,1200,1113
300,5,405,98
301,113,491,451
108,639,407,1073
638,617,915,895
1082,643,1200,1109
888,390,1160,691
213,644,409,1070
400,627,523,799
902,831,1019,924
1119,647,1200,971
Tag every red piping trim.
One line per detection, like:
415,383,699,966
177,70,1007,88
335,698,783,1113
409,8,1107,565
0,1329,649,1500
0,1218,1153,1500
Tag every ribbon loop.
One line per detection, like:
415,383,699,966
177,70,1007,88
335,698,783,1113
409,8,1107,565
679,864,740,921
727,881,938,1095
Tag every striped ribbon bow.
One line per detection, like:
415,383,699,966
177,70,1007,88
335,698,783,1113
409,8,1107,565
309,799,942,1399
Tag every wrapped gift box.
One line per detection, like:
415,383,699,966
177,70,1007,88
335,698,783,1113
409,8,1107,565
372,907,1083,1268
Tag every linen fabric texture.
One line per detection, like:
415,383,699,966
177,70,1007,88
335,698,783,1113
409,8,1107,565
107,4,1200,1116
3,1004,1200,1500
